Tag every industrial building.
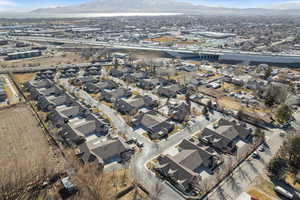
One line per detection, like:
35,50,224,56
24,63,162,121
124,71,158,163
0,40,8,46
197,31,236,39
5,50,42,60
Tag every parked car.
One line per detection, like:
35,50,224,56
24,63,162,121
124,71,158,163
274,186,294,200
126,137,137,144
132,137,137,143
258,146,265,152
251,151,260,159
137,141,144,148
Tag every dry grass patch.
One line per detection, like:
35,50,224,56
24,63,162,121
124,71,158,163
247,189,272,200
13,73,36,85
221,82,236,91
251,176,279,199
191,107,202,116
285,173,300,191
90,93,100,99
119,187,149,200
218,96,242,111
146,161,155,170
101,100,113,107
146,37,177,43
2,52,86,69
169,125,181,136
0,104,64,198
131,90,140,96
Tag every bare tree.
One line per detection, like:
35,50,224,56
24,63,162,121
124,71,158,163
215,167,224,183
121,169,127,187
74,163,104,200
151,180,165,200
197,179,211,195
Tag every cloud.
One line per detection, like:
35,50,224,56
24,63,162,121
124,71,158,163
0,0,16,6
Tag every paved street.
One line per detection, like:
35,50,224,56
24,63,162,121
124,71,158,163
2,74,20,104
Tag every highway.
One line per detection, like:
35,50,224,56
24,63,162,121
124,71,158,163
13,36,300,58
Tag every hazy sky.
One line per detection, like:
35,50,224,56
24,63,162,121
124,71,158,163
0,0,300,11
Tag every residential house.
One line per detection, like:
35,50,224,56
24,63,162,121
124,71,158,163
224,77,244,87
24,79,53,92
72,76,97,86
84,66,101,76
36,70,55,80
0,88,6,102
132,110,174,139
137,78,168,90
188,78,203,87
62,114,108,145
109,67,135,78
246,80,266,91
199,118,252,154
83,83,99,94
84,80,118,94
176,65,197,72
48,102,88,127
37,93,74,112
124,72,145,83
168,102,190,122
60,68,78,78
157,84,186,98
109,68,124,78
78,137,132,165
101,88,132,103
32,86,64,100
155,138,219,193
114,95,158,115
156,155,201,193
0,80,7,102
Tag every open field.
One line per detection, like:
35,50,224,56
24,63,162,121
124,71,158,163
146,37,177,43
0,104,64,196
0,52,87,69
218,96,242,111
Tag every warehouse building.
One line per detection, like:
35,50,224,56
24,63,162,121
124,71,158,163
5,50,42,60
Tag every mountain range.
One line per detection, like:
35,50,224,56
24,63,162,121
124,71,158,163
32,0,300,16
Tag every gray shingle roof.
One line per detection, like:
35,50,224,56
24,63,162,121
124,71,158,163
157,155,200,189
80,137,128,164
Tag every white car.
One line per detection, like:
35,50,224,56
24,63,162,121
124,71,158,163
131,137,137,143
